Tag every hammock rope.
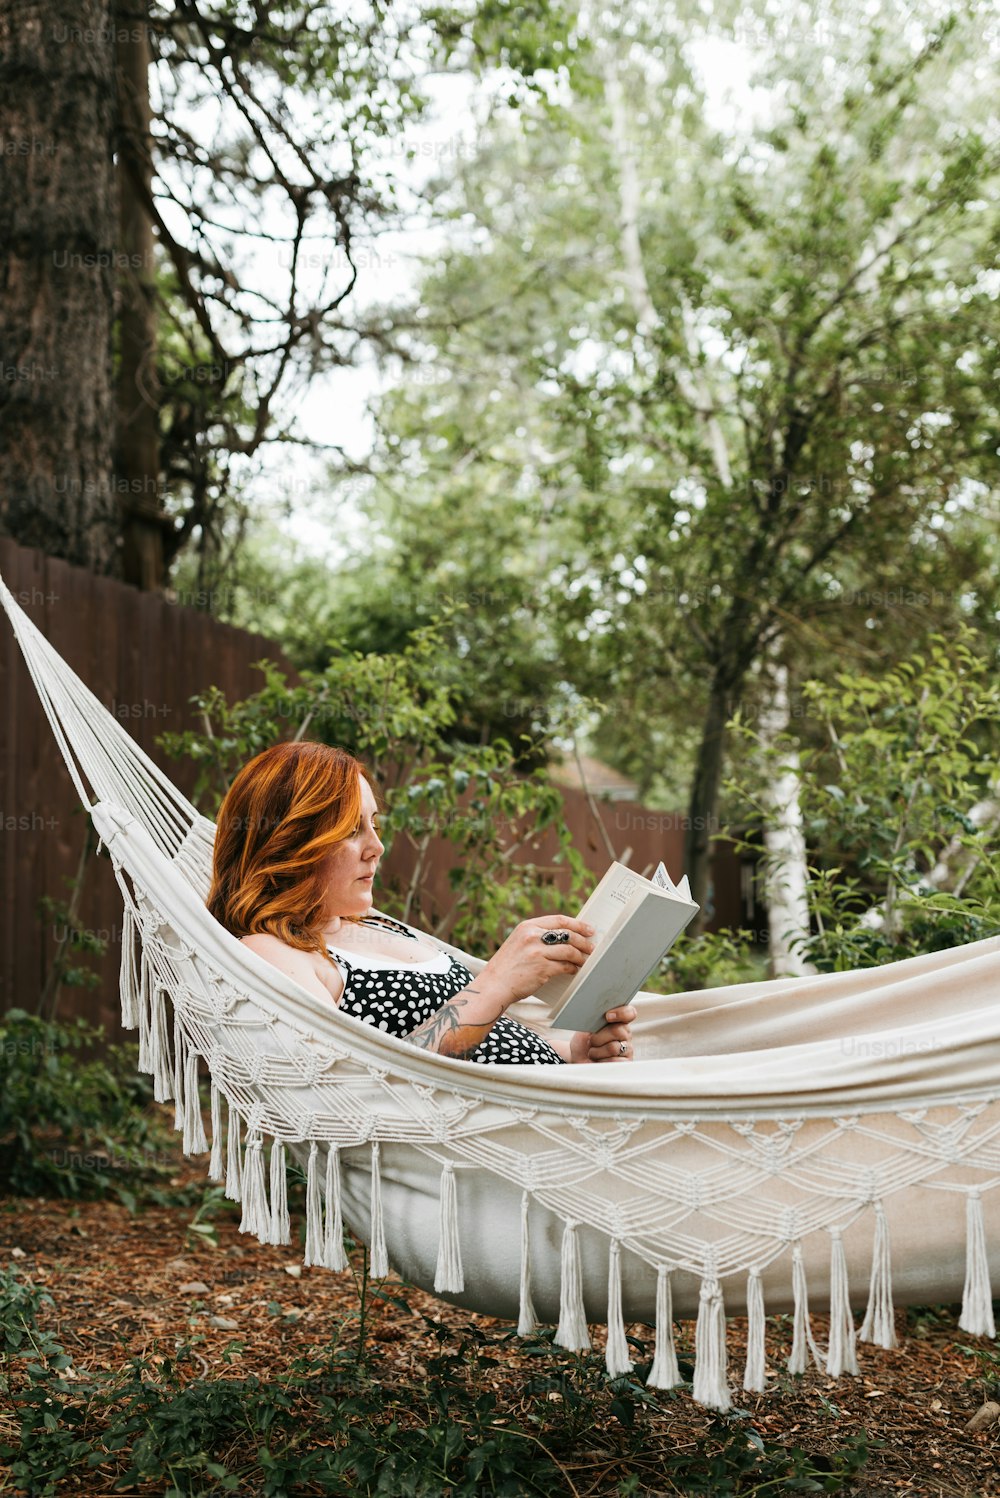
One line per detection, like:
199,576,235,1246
3,567,1000,1413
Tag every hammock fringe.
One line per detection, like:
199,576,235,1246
743,1270,767,1392
268,1138,291,1246
323,1145,349,1272
224,1105,243,1203
826,1229,859,1377
554,1221,590,1352
859,1201,897,1349
647,1265,681,1389
788,1242,823,1375
239,1131,268,1238
517,1190,537,1336
433,1162,464,1294
304,1142,323,1266
208,1079,224,1182
693,1275,730,1412
183,1046,208,1156
605,1240,633,1377
118,895,139,1030
959,1189,996,1337
369,1143,389,1278
148,982,173,1103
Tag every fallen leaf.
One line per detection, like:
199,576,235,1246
965,1401,1000,1433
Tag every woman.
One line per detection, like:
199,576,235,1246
208,741,636,1065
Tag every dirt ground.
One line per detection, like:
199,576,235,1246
2,1165,1000,1497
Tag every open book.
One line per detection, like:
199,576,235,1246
541,861,699,1033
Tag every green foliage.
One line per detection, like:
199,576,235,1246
650,928,767,994
0,1265,872,1496
292,0,1000,845
0,1010,172,1201
158,619,588,951
727,632,1000,969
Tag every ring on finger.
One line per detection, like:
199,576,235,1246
540,929,571,946
619,1041,627,1056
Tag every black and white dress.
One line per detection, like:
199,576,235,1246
327,914,564,1065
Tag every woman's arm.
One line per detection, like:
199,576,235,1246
406,914,596,1059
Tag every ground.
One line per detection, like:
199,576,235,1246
1,1160,999,1497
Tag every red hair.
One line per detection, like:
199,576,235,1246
207,741,376,957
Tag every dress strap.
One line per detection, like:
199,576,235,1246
360,913,418,939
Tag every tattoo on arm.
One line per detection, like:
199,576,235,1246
405,988,495,1058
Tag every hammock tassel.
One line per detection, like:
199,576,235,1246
743,1269,767,1392
224,1105,243,1202
118,900,139,1030
605,1240,633,1377
860,1200,897,1348
647,1265,681,1389
693,1275,730,1413
323,1145,348,1271
303,1142,323,1266
788,1243,822,1374
826,1229,858,1376
959,1189,996,1337
517,1190,537,1336
150,986,173,1104
267,1138,291,1246
555,1221,591,1352
172,1014,185,1133
182,1046,208,1156
433,1162,464,1293
369,1142,389,1278
137,950,151,1072
239,1131,267,1238
208,1079,224,1182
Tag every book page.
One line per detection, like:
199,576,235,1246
540,863,652,1008
538,861,699,1031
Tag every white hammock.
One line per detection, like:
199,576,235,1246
3,567,1000,1412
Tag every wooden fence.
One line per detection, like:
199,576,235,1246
0,539,759,1040
0,537,303,1035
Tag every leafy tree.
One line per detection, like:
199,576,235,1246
319,0,1000,919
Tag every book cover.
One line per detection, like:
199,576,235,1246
542,861,699,1033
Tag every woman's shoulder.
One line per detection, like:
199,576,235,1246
239,932,344,1002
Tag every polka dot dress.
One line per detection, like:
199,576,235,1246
328,914,564,1065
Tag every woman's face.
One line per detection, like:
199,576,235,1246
319,773,384,926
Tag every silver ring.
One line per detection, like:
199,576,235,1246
619,1041,627,1055
540,929,570,946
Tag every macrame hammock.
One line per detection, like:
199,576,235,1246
3,570,1000,1413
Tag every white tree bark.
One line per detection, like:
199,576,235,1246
757,660,816,978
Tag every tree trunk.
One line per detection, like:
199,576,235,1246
684,664,740,928
756,660,816,978
113,0,166,589
0,0,120,571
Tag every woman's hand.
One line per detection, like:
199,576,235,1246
569,1005,637,1064
479,914,596,1008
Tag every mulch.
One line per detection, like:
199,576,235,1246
2,1156,999,1497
